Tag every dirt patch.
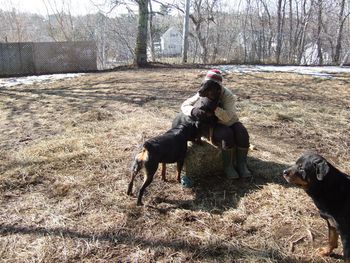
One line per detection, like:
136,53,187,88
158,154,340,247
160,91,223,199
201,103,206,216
0,67,349,262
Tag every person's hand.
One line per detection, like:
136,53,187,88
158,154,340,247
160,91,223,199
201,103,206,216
191,107,206,120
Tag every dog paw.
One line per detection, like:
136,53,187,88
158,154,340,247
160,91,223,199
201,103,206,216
317,246,333,256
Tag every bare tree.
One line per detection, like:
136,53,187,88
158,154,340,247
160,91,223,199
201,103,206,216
334,0,348,64
188,0,220,63
182,0,191,63
134,0,149,66
148,0,156,62
3,0,350,66
316,0,323,64
91,0,149,66
276,0,286,64
43,0,75,41
296,0,315,64
287,0,292,62
4,8,27,42
241,0,250,63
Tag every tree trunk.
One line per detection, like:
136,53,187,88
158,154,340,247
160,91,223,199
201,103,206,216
316,0,323,65
189,0,219,64
258,0,273,61
134,0,149,67
334,0,346,64
288,0,293,63
190,16,208,63
242,2,249,63
340,48,350,66
182,0,190,63
296,0,314,64
148,0,155,62
275,0,283,64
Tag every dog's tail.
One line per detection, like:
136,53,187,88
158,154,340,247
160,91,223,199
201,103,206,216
127,148,149,196
132,148,149,173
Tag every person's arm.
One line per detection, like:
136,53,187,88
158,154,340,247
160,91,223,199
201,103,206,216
181,93,200,116
214,90,237,123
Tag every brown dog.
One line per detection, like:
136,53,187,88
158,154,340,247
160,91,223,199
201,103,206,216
283,152,350,262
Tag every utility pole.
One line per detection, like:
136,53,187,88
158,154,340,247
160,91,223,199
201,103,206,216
182,0,190,63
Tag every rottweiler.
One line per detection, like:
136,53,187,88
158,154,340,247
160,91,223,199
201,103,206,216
127,124,197,206
283,152,350,262
172,90,219,142
128,96,219,206
198,79,222,102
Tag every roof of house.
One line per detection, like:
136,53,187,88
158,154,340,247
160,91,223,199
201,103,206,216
161,26,181,39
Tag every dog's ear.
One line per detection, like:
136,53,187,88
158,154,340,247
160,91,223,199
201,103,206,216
198,82,207,94
212,85,222,100
314,159,330,181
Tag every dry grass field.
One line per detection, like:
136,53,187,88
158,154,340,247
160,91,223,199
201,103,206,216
0,66,349,262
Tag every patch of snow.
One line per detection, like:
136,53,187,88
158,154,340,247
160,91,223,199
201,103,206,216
0,73,83,88
1,66,350,88
218,65,350,78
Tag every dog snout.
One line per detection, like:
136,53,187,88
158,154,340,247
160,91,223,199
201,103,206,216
283,169,289,176
198,86,207,97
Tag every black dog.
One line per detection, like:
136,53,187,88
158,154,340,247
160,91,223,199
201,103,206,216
127,124,197,206
283,152,350,262
198,79,222,102
172,94,219,142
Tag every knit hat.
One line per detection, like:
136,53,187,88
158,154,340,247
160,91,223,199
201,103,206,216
204,69,223,84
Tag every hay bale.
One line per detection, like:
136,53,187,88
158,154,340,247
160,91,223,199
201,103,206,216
184,140,223,177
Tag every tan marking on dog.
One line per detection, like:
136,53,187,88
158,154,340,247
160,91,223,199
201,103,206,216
283,173,310,190
136,148,149,162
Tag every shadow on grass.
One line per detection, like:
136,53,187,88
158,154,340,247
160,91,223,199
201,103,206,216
156,156,291,213
0,223,310,262
0,82,193,123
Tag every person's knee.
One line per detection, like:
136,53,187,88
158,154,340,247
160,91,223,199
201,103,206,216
231,122,250,148
213,125,235,149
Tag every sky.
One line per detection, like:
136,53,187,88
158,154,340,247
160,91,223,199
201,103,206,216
0,0,237,16
0,0,138,16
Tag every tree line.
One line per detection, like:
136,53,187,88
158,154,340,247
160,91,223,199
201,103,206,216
1,0,350,67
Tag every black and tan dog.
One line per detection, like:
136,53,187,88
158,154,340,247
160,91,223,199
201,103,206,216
198,79,222,101
127,96,218,206
172,96,218,142
127,124,197,206
283,152,350,262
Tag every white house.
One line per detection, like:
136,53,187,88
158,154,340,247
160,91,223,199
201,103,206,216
160,27,182,56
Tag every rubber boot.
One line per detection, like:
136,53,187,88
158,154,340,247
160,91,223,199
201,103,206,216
221,149,239,179
236,147,252,178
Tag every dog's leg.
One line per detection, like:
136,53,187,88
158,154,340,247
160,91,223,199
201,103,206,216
128,149,148,196
137,161,158,206
127,159,142,196
176,159,184,183
318,219,339,256
127,170,138,196
161,163,167,182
